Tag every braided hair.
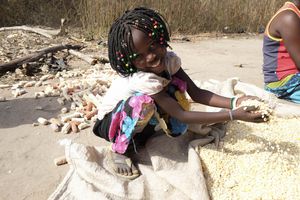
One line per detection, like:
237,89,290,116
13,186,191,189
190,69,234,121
108,7,170,77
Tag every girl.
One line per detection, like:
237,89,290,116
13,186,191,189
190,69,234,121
93,7,265,180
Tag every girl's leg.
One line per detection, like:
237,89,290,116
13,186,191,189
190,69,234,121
93,93,156,179
108,123,155,179
93,117,111,141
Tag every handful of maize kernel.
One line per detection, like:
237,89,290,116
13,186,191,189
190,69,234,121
238,99,273,121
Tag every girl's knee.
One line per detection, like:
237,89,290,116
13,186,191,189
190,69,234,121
140,103,155,120
127,94,156,118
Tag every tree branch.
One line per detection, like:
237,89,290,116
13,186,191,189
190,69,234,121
0,44,82,73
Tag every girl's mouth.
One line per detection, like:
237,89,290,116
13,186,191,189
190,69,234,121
152,59,161,68
152,56,165,69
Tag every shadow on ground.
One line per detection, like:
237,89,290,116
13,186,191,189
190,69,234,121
0,97,64,128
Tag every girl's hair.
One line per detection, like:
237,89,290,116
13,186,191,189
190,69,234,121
108,7,170,77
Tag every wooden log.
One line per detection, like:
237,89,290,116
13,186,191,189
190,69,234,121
0,26,60,38
0,44,82,73
0,19,66,38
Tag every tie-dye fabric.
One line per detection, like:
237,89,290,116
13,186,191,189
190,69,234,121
109,93,155,154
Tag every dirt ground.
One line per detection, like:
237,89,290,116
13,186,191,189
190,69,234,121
0,34,265,200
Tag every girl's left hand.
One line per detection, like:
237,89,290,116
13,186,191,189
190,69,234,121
235,95,262,107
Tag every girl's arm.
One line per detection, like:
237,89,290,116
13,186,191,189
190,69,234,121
151,89,264,124
173,67,258,108
150,67,265,124
173,67,231,108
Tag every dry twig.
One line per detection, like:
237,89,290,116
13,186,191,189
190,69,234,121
0,19,67,39
0,44,82,73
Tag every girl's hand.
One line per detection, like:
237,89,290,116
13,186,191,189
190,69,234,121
232,106,267,122
235,95,262,107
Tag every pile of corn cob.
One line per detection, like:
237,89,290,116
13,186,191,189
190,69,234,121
1,63,117,134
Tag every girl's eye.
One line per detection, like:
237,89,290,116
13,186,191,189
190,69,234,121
133,53,142,61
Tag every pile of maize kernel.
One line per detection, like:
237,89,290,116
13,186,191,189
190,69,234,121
200,117,300,200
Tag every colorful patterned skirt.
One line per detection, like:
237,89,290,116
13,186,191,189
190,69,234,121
93,77,190,154
265,73,300,103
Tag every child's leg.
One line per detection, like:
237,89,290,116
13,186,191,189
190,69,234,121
289,89,300,103
93,93,156,179
93,117,111,141
129,123,156,151
265,73,300,103
108,123,155,179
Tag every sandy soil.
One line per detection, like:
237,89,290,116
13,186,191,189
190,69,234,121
0,34,264,200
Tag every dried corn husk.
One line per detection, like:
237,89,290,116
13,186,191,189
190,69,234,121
78,122,90,130
50,123,60,132
24,81,36,88
37,117,49,125
57,98,65,105
61,107,68,114
70,121,79,133
0,84,10,89
12,88,26,97
34,81,43,87
71,118,85,123
61,122,71,134
70,102,77,111
61,112,83,122
86,101,94,112
49,118,62,127
40,74,53,81
85,110,98,120
34,92,46,98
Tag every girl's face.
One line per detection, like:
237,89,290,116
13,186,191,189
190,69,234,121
131,28,167,75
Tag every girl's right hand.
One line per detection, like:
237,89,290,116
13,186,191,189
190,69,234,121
232,106,267,122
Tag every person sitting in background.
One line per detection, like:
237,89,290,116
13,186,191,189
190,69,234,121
263,0,300,103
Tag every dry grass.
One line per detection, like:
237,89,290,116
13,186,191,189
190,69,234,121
0,0,79,28
0,0,286,37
